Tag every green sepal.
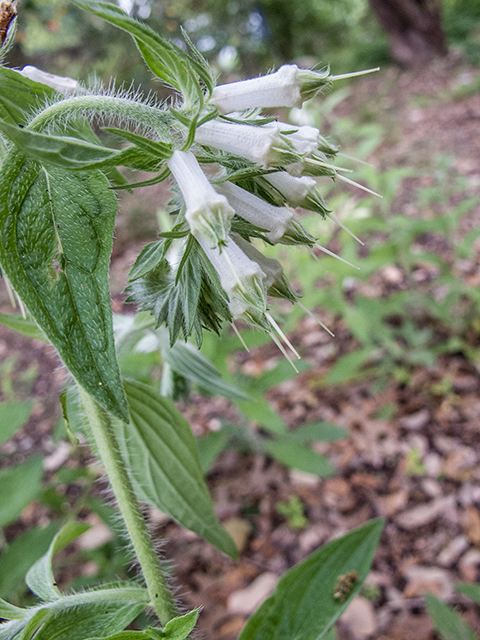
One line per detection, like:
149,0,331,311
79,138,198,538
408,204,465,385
104,128,173,160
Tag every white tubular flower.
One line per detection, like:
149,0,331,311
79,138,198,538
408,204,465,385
232,234,297,302
19,66,81,95
197,235,268,330
215,181,293,243
265,171,330,216
210,64,331,114
195,119,299,169
167,150,234,248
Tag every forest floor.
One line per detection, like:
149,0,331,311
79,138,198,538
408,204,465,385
1,50,480,640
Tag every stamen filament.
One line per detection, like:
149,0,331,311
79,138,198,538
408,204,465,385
297,301,334,337
304,158,352,173
3,275,17,308
330,67,380,81
231,322,250,352
269,330,299,373
223,250,246,293
266,311,301,359
338,152,374,167
314,243,359,269
326,212,364,245
337,174,383,198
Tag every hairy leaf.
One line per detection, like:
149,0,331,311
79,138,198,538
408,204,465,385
26,522,91,602
0,600,27,622
239,519,384,640
116,379,237,558
0,152,128,420
0,68,56,125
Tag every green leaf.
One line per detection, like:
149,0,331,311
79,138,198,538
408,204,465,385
128,240,168,282
0,401,33,445
0,457,43,528
0,521,60,601
17,608,51,640
0,153,128,421
104,128,172,160
238,398,287,435
456,583,480,604
26,522,91,602
0,313,48,341
196,426,234,474
425,593,477,640
116,379,238,558
0,599,27,621
32,603,143,640
287,422,348,443
160,338,250,401
263,437,335,477
0,121,120,170
326,348,376,385
75,0,211,103
159,608,200,639
239,519,384,640
0,68,56,125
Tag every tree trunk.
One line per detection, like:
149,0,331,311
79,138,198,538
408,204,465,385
368,0,448,66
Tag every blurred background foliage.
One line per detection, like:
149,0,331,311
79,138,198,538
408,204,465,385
6,0,480,92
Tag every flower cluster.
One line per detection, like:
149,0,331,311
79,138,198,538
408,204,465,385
163,64,378,356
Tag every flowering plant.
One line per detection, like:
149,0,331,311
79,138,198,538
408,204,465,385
0,2,383,639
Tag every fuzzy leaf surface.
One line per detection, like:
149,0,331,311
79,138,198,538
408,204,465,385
0,68,56,125
0,153,128,420
116,379,237,558
26,522,91,601
238,519,384,640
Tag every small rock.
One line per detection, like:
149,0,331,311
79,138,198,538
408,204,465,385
78,515,114,550
382,265,403,284
43,441,72,472
403,566,453,599
378,490,409,517
438,535,469,566
395,496,455,530
443,448,477,481
462,507,480,545
323,478,356,513
227,573,278,615
421,479,442,498
298,524,329,552
399,409,430,431
423,452,442,477
459,482,480,507
289,469,320,487
223,517,252,553
340,596,377,639
459,549,480,582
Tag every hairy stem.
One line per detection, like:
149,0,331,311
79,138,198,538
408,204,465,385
78,386,178,625
27,95,171,136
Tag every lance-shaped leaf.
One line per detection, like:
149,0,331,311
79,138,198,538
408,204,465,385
0,152,128,420
75,0,213,103
32,603,143,640
116,379,238,558
26,522,91,602
0,67,56,125
238,518,384,640
0,121,120,170
0,457,43,528
425,593,477,640
105,128,173,161
0,312,47,341
0,599,27,621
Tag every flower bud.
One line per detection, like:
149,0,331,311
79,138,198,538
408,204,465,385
19,66,81,95
210,64,332,114
232,234,297,302
195,119,299,169
167,150,233,248
264,171,330,216
215,181,293,243
197,235,268,330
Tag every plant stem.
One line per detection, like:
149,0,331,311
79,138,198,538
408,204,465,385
78,386,178,626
